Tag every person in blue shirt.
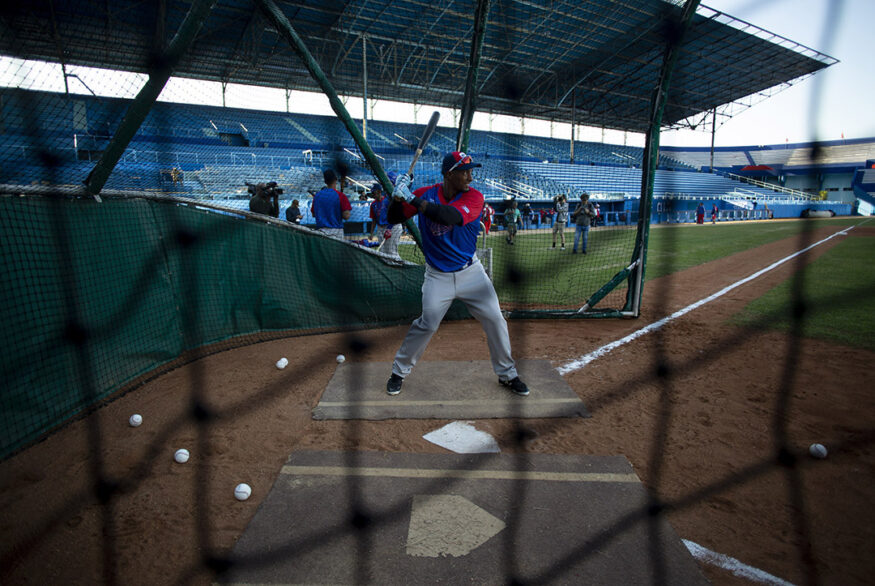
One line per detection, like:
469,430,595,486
383,151,529,397
286,198,303,224
311,169,351,238
369,183,388,238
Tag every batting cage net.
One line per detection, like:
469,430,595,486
3,1,869,585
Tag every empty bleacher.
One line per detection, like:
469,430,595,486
511,161,794,202
0,87,857,221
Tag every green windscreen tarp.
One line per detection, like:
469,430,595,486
0,194,464,459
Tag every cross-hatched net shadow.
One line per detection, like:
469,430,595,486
2,1,873,585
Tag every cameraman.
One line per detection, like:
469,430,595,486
248,182,280,218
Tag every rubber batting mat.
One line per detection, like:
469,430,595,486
219,450,707,585
312,359,589,420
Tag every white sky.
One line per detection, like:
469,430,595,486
2,0,870,150
661,0,875,147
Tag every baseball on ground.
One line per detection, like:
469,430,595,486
809,443,828,459
234,483,252,501
276,357,288,369
336,354,345,363
129,414,143,427
174,448,190,463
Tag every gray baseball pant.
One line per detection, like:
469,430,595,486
379,224,403,258
392,256,518,381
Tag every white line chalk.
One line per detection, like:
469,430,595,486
683,539,795,585
559,225,855,375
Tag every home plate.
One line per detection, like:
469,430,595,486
218,450,707,584
312,359,589,420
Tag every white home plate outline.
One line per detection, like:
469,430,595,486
407,494,505,557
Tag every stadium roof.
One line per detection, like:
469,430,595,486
0,0,837,134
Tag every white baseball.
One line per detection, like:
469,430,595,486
336,354,345,363
809,443,828,459
234,483,252,501
129,414,143,427
174,448,190,463
276,357,288,369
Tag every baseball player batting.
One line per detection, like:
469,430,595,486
385,151,529,397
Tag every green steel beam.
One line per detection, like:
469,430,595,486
83,0,217,197
456,0,491,153
625,0,701,316
256,0,422,248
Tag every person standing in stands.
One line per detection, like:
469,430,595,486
286,198,303,224
311,169,351,238
696,201,705,224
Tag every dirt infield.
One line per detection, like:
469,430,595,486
1,224,873,585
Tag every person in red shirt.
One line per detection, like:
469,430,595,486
483,202,494,235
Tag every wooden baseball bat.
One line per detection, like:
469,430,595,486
407,111,440,175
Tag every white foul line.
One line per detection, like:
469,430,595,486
558,225,854,375
683,540,795,585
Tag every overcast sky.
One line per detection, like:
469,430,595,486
661,0,875,147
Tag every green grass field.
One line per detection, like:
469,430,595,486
730,230,875,351
643,217,862,279
398,218,868,317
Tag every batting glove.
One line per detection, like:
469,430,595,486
393,173,415,202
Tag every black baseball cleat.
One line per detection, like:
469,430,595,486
386,373,403,395
500,376,529,396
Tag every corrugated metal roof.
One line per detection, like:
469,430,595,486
0,0,836,133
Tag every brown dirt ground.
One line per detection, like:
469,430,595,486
1,223,873,585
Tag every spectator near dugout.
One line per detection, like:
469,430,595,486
522,202,533,230
570,193,596,254
504,200,521,245
248,183,279,218
286,198,303,223
483,202,495,235
552,194,569,250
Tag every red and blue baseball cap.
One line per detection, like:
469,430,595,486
441,151,482,174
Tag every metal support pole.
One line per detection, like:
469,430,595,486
83,0,217,198
256,0,422,246
570,88,576,163
456,0,491,152
709,108,716,172
626,0,700,316
362,34,367,140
